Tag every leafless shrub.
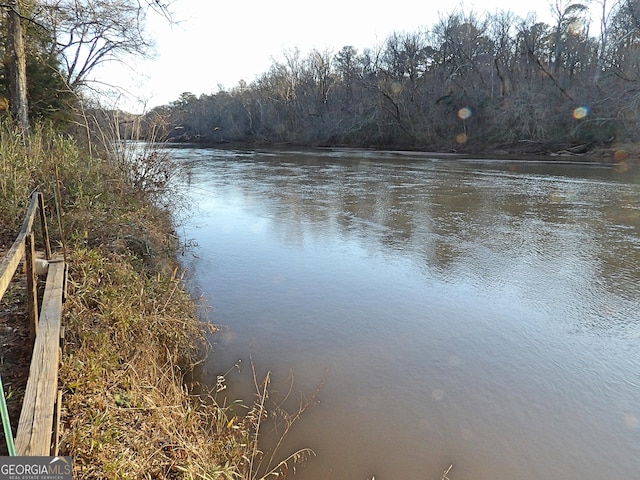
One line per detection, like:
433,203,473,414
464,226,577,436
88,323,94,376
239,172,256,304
212,361,327,480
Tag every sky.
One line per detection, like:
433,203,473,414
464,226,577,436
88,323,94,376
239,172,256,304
92,0,560,113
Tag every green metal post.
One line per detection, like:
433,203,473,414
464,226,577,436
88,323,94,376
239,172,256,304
0,374,16,456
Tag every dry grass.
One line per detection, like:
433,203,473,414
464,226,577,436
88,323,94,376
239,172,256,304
240,364,325,480
59,247,244,479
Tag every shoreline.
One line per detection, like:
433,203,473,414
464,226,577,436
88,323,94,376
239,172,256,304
162,140,636,166
0,127,256,477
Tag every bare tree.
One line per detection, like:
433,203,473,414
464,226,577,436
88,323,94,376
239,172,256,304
592,0,618,82
5,0,29,133
488,11,519,97
549,0,591,75
39,0,171,91
308,48,335,109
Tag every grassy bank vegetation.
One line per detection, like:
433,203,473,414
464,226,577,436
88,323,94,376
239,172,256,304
0,121,312,478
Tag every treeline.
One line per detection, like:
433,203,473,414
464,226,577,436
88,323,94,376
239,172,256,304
142,2,640,154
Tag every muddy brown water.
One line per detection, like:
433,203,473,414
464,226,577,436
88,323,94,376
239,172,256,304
173,147,640,480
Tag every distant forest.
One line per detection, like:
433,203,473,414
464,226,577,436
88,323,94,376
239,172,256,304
140,2,640,154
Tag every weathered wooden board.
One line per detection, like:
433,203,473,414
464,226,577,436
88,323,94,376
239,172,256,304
0,192,39,302
25,233,39,341
0,238,25,303
14,258,65,456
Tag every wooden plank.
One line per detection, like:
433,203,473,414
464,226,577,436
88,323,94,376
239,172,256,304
37,192,52,260
25,233,38,341
0,192,40,302
15,259,65,456
53,390,62,456
19,192,40,238
0,236,25,303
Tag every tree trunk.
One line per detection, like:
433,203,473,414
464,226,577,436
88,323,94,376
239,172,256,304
7,0,30,134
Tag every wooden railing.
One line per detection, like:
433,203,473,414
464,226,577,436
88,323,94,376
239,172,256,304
0,192,51,339
0,191,66,456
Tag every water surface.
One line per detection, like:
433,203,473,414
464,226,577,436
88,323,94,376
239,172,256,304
174,148,640,480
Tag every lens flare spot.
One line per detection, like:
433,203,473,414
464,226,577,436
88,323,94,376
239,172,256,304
458,107,472,120
549,191,564,203
614,150,628,163
456,133,468,144
573,106,589,120
568,20,586,35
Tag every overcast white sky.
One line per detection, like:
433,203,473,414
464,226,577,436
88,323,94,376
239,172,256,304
93,0,561,112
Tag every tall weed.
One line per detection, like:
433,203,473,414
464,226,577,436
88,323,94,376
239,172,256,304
82,109,181,206
0,122,47,228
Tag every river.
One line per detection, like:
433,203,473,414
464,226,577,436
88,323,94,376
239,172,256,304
172,147,640,480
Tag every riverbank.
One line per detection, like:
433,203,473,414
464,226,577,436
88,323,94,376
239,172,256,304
0,124,255,477
163,138,640,166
